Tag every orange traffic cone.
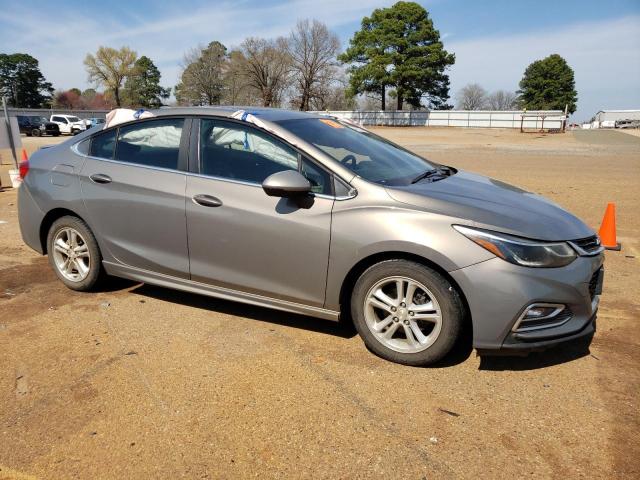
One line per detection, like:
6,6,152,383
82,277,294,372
21,148,28,161
598,203,621,251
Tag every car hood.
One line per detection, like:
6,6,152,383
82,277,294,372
385,170,594,241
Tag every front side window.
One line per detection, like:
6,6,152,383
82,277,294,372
115,118,184,170
89,129,117,159
277,118,437,186
200,119,298,184
301,157,332,195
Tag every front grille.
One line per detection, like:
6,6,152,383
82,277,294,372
589,268,602,299
572,235,601,255
517,307,573,331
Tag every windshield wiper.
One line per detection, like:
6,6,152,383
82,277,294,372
411,167,449,184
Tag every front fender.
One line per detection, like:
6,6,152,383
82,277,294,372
324,193,494,311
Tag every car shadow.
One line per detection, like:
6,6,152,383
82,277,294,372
93,276,143,293
128,283,358,339
422,323,474,368
478,336,593,371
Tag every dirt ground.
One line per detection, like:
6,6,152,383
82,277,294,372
0,128,638,479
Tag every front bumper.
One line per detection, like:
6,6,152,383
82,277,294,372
450,254,604,352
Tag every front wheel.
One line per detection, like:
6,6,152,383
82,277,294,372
47,216,103,291
351,259,464,366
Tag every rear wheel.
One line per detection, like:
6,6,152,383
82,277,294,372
47,216,103,291
32,128,41,137
351,259,464,366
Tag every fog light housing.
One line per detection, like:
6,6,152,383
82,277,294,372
513,303,570,332
524,306,560,319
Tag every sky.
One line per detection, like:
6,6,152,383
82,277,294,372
0,0,638,121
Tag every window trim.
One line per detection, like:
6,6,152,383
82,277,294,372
71,113,356,199
77,115,192,173
194,117,345,198
114,117,190,171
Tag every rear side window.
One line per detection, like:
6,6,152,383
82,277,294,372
200,119,298,183
115,118,184,170
89,129,117,159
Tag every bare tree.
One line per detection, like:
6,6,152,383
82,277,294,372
455,83,488,110
288,19,341,111
175,42,227,106
240,37,291,107
84,46,137,107
486,90,518,110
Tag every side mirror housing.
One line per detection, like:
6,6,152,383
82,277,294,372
262,170,311,197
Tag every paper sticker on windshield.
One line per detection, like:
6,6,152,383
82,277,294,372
319,118,344,129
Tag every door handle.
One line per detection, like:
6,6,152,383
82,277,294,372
90,173,112,184
192,194,223,207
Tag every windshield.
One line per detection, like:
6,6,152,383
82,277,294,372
277,118,437,186
27,116,42,124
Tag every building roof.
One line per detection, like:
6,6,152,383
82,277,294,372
152,106,322,122
595,109,640,113
594,110,640,122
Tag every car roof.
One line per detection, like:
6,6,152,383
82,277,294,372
152,106,323,122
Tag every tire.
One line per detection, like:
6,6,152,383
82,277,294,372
46,216,103,291
351,259,464,366
53,132,60,137
32,128,41,137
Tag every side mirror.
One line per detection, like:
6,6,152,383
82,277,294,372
262,170,311,197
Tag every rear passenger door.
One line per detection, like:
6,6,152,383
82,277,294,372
185,118,334,307
79,117,191,278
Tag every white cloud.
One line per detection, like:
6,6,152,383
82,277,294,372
0,0,393,95
0,3,637,119
446,15,640,120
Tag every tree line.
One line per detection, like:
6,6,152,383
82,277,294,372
0,2,578,114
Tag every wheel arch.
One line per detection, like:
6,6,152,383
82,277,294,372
337,251,472,335
39,207,89,254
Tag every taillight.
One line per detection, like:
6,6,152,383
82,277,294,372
19,160,29,179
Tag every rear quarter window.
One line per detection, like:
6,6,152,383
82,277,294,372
89,129,117,159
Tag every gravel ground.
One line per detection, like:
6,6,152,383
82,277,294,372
0,128,638,479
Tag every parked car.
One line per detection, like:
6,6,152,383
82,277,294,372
17,108,604,366
17,115,60,137
49,114,87,135
84,117,106,129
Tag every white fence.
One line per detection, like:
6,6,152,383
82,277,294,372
2,107,566,130
310,110,566,130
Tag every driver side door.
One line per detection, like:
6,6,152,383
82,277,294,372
185,118,334,307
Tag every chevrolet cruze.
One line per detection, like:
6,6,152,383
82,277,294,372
17,107,604,365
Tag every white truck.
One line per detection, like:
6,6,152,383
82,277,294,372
49,114,87,135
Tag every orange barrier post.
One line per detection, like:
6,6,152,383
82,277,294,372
21,148,28,161
598,203,621,251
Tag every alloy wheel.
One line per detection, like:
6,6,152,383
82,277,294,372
51,227,91,282
364,276,443,353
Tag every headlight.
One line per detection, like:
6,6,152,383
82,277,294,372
453,225,577,268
